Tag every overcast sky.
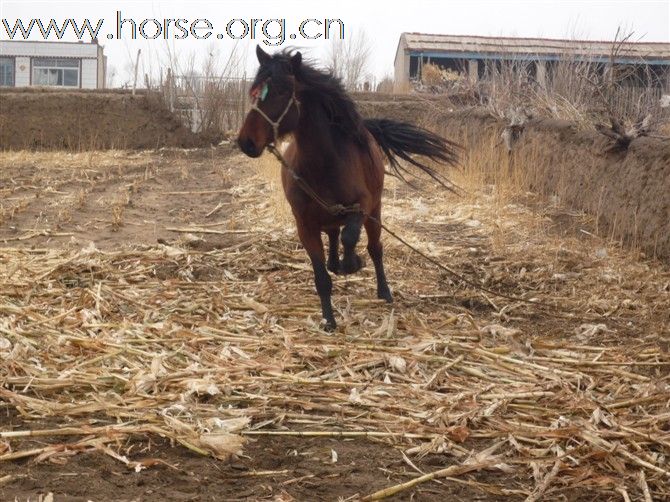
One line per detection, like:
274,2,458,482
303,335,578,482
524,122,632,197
1,0,668,85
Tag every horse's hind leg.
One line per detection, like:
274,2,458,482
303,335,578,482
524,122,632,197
340,213,365,275
364,207,393,302
297,221,337,330
326,228,340,274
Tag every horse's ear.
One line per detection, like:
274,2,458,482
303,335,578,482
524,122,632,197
290,51,302,74
256,45,271,65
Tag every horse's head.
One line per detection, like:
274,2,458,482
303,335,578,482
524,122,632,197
237,46,302,158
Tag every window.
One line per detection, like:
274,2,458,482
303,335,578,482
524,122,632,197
32,58,79,87
0,57,14,86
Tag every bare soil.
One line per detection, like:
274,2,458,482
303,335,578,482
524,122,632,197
1,409,522,502
0,146,235,251
0,90,208,151
0,146,532,501
1,145,669,501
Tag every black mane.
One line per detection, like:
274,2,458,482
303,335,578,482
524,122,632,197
258,50,368,145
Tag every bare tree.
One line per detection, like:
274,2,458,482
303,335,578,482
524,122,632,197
159,43,247,135
106,65,117,89
327,28,372,90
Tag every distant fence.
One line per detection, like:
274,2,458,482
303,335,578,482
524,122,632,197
156,71,385,134
158,72,251,134
157,68,666,135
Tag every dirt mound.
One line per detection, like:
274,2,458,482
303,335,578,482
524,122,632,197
355,91,478,125
356,93,438,125
356,96,670,260
0,89,208,151
440,111,670,261
518,118,670,259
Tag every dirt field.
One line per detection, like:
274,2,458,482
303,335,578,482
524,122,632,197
0,90,209,151
1,143,669,501
3,89,668,258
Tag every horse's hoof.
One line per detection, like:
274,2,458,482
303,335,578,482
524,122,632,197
378,288,393,303
324,319,337,332
340,254,365,275
327,260,340,275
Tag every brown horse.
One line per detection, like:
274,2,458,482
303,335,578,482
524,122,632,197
238,46,458,330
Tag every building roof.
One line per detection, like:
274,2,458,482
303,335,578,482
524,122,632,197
0,40,101,59
396,33,670,65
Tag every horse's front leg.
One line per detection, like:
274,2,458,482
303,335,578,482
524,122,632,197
297,221,336,330
326,228,341,274
340,212,365,275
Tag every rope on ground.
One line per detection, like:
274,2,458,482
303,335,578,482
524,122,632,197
266,144,580,316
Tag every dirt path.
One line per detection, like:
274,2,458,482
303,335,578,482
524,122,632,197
1,148,669,501
0,147,239,251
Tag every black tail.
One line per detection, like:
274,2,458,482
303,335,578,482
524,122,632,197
364,118,461,192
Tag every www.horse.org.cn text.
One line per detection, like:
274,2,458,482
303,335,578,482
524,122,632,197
1,12,346,46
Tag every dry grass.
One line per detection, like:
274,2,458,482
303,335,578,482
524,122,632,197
411,99,670,261
1,147,669,500
253,143,294,225
407,32,669,136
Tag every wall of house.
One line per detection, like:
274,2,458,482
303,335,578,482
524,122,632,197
393,38,410,93
97,45,107,89
0,41,103,88
14,57,30,86
80,59,98,88
396,52,669,91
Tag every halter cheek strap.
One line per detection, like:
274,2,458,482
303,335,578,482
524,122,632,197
249,82,300,145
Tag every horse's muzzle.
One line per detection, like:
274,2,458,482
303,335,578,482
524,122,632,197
237,136,262,158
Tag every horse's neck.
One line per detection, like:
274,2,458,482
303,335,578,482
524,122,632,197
293,103,340,173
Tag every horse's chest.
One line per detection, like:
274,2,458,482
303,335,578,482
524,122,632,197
283,167,358,225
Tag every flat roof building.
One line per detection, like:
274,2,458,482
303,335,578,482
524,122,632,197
394,33,670,92
0,40,106,89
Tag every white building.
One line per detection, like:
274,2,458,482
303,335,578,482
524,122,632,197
0,40,106,89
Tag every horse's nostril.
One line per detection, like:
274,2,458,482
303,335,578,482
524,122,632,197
238,137,259,157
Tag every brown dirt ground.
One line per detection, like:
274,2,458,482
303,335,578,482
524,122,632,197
1,145,669,501
0,146,236,251
0,146,535,501
0,90,209,151
1,410,523,502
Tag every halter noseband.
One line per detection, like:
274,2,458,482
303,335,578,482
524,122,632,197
248,79,300,145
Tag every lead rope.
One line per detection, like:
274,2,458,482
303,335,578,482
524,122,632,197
250,86,362,217
265,144,583,317
250,85,574,315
